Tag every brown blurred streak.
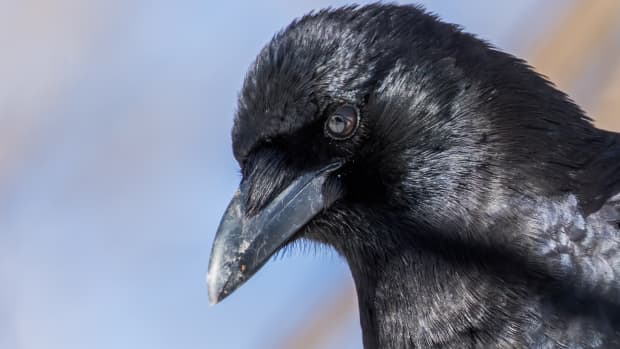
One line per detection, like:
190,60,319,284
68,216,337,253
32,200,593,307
528,0,620,92
592,62,620,132
529,0,620,131
275,283,357,349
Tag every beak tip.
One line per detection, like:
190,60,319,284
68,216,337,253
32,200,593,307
207,264,238,305
208,286,232,306
208,296,220,306
207,288,220,306
206,271,224,305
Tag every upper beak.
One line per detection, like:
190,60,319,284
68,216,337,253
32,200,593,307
207,161,342,304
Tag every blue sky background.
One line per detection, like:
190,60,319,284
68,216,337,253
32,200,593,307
1,1,574,348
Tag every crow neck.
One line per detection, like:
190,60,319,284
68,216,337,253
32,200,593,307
343,237,520,349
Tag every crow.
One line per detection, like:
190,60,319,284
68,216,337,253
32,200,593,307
207,4,620,348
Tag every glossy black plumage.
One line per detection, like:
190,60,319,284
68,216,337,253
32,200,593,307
208,4,620,348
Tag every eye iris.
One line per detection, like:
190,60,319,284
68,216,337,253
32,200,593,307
329,115,347,133
325,105,358,139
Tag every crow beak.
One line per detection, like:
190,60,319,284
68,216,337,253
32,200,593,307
207,161,342,304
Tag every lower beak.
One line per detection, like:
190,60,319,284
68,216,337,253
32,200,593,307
207,161,342,304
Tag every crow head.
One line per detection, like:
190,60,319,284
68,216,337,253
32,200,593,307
207,4,599,304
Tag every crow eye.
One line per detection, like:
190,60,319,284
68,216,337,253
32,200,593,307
324,105,359,140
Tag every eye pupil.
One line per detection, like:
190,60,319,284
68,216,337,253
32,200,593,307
325,105,359,140
329,115,346,133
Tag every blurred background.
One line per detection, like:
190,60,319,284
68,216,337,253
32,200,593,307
1,1,619,348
